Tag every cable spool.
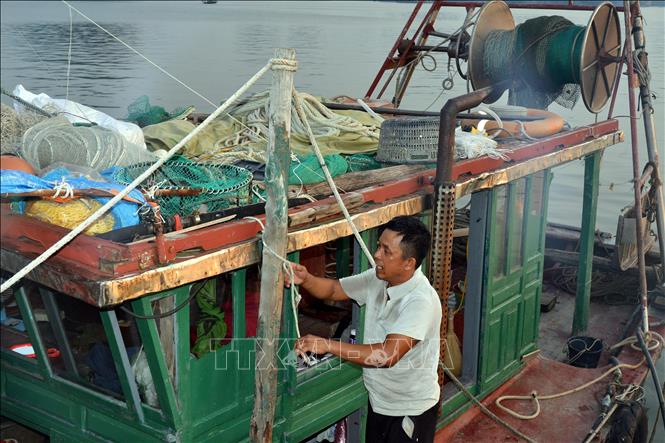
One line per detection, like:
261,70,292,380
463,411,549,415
467,1,621,113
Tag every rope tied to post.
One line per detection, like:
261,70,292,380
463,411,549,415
270,58,298,72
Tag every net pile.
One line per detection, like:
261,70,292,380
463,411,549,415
113,158,253,217
483,16,584,109
126,95,194,128
25,198,115,235
20,116,157,171
0,103,47,154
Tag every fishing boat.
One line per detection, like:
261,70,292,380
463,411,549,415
0,1,662,442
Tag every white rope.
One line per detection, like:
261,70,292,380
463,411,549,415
356,98,384,124
243,216,304,341
51,178,74,200
495,331,665,420
516,120,539,141
292,88,376,267
142,180,167,201
0,60,273,294
61,1,217,109
65,5,73,101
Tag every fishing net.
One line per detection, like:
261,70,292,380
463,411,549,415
483,16,583,109
346,154,382,172
289,154,348,186
126,95,194,128
25,198,115,235
113,158,253,217
20,116,157,171
0,103,47,154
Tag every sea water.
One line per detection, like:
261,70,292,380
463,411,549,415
1,1,664,233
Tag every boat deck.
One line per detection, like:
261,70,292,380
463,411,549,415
437,297,664,442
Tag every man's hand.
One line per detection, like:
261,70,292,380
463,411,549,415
294,334,330,356
284,262,309,287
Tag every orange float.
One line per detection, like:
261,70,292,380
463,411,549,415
461,108,565,139
0,154,36,175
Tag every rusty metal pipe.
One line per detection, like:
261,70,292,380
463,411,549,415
435,86,494,185
431,86,492,392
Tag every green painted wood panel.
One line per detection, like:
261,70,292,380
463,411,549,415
478,171,550,393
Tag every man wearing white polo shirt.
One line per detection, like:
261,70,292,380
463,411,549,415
289,216,442,442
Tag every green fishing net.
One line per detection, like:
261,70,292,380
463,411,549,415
483,16,583,109
113,156,252,217
346,153,383,172
289,154,348,186
126,95,195,128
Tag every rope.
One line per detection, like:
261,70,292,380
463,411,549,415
292,88,376,267
0,87,54,117
244,216,313,367
441,363,536,443
0,60,273,294
355,98,384,124
495,331,665,420
270,58,298,72
395,8,480,95
51,178,74,200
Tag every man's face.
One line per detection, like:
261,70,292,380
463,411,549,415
373,229,414,286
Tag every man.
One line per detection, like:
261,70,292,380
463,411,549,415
287,216,442,442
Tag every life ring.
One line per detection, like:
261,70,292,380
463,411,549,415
460,108,565,139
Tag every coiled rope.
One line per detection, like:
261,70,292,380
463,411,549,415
495,331,665,420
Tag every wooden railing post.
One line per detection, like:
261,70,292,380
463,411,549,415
250,48,297,443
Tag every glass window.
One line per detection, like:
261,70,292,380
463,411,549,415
510,179,527,270
494,185,508,277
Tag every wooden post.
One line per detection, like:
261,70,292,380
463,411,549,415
249,48,297,443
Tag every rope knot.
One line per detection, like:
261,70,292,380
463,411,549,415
270,58,298,72
52,177,74,200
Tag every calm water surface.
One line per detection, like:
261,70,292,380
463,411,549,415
1,1,664,233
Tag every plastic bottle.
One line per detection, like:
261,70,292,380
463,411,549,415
349,329,357,344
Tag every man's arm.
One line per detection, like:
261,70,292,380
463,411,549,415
285,262,350,302
294,333,418,368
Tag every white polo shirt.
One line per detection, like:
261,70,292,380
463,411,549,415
340,267,442,416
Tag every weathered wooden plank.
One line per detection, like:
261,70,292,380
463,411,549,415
288,192,364,227
250,48,297,443
289,164,429,198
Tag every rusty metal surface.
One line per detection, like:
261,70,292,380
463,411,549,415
431,183,455,389
455,130,624,197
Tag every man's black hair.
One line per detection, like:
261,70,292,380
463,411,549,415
380,216,431,268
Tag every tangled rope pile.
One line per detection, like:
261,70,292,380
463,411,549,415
191,90,380,164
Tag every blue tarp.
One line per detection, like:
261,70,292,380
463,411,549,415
0,168,145,228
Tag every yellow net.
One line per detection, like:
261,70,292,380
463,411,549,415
25,198,115,235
